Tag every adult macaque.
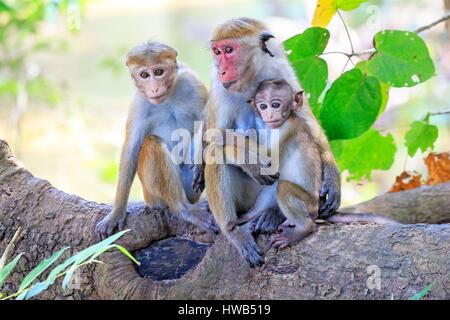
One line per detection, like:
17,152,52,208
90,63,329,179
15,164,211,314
231,79,399,248
96,41,218,238
202,17,341,267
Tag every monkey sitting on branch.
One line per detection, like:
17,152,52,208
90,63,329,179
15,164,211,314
230,79,400,249
95,41,218,238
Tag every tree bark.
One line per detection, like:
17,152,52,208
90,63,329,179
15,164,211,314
1,139,449,300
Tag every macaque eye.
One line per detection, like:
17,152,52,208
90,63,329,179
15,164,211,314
272,102,281,109
225,46,233,54
140,71,150,79
154,69,164,76
259,104,268,110
213,48,221,55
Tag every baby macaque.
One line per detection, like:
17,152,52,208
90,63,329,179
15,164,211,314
235,79,398,248
245,78,319,248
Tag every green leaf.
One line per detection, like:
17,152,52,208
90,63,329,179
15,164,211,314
367,30,435,87
356,61,390,117
0,253,24,289
23,229,130,299
404,120,438,157
18,246,70,292
409,282,434,300
320,68,382,140
336,0,368,11
331,129,397,181
284,27,330,61
291,56,328,113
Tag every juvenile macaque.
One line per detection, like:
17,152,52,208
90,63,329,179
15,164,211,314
232,79,399,247
95,41,218,238
202,17,341,267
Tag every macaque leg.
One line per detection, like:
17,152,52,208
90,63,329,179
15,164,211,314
227,183,282,232
138,136,218,234
270,180,318,249
205,162,264,267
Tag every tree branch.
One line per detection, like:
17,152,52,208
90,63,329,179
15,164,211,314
1,140,450,299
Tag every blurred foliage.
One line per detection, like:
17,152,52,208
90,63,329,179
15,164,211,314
98,45,129,76
285,0,443,181
0,0,91,119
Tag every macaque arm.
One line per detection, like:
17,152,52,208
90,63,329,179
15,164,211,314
111,128,145,215
302,107,341,218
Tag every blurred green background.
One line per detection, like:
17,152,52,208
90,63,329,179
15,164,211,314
1,0,449,206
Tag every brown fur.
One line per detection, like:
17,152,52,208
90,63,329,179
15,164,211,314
211,17,267,41
126,41,177,66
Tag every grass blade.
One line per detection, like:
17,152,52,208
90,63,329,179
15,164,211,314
18,246,70,291
0,253,24,288
409,282,434,300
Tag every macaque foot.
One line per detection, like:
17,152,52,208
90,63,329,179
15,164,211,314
230,227,264,267
252,208,285,234
181,205,219,235
270,220,315,249
95,212,126,239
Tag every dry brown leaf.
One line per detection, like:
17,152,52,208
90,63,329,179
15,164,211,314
425,152,450,185
389,171,422,193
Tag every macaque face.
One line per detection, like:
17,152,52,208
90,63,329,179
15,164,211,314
129,60,177,104
250,85,303,129
211,39,250,92
253,88,292,129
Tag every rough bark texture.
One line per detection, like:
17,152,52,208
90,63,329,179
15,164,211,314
1,139,449,300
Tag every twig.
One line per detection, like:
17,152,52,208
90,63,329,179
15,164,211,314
322,13,450,58
415,13,450,34
0,227,22,270
429,110,450,116
337,10,355,54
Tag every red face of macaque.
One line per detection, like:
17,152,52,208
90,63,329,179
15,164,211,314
129,59,177,104
211,39,248,92
249,84,303,129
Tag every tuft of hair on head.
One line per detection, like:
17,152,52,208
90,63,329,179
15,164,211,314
255,78,294,95
126,41,177,66
212,17,268,41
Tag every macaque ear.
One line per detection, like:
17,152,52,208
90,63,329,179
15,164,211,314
260,32,275,57
247,98,256,109
293,91,304,112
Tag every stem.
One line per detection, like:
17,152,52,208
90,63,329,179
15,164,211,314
337,10,355,54
340,56,352,74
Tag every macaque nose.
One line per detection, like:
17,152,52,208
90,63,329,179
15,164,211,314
152,88,159,94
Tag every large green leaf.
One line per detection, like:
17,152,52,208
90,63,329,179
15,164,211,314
356,60,390,116
331,129,397,181
404,119,438,157
291,56,328,116
0,253,24,289
320,68,382,140
336,0,368,11
284,27,330,61
367,30,435,87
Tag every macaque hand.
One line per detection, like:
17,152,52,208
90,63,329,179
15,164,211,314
95,209,127,239
318,164,341,219
190,164,205,193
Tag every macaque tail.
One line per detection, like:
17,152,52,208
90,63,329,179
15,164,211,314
322,212,402,225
